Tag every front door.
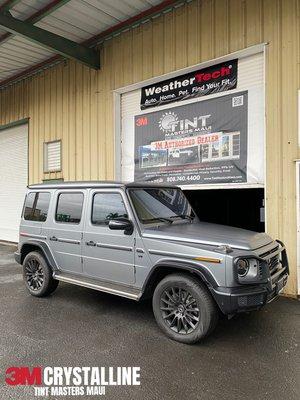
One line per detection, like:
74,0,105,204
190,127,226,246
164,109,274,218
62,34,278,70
82,189,135,285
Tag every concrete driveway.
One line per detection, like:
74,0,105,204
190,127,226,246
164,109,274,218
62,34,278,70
0,243,299,400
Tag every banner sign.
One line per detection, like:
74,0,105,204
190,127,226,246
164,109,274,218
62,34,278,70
134,91,248,185
140,59,238,109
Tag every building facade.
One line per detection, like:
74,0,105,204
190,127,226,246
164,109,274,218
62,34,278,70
0,0,299,296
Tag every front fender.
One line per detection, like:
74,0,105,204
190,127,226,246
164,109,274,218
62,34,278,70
141,259,219,299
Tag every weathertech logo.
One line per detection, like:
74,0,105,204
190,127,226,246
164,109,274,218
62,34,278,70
195,65,232,83
5,366,141,397
143,65,233,97
140,59,237,109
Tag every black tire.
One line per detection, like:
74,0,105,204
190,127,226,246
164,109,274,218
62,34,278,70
152,273,218,344
23,251,59,297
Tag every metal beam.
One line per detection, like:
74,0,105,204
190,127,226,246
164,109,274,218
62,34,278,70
0,0,71,46
0,11,100,69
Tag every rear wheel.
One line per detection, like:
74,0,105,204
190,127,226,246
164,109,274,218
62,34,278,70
23,251,58,297
152,273,218,344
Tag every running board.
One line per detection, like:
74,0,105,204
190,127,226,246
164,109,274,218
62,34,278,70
53,273,141,301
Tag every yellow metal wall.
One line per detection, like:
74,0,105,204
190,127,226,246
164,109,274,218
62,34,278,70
0,0,299,295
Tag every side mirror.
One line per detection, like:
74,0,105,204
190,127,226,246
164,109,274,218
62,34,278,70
108,218,133,235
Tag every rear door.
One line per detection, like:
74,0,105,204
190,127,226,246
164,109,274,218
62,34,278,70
82,189,135,284
43,190,86,274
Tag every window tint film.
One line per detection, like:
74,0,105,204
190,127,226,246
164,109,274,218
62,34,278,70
24,192,50,222
56,193,84,224
24,192,36,220
92,193,128,225
34,192,51,221
130,188,194,225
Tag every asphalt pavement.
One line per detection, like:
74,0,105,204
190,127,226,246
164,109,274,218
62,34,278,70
0,243,299,400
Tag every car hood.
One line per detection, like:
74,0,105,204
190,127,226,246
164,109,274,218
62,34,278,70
142,221,273,251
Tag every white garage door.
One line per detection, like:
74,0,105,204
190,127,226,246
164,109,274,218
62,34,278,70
0,123,28,242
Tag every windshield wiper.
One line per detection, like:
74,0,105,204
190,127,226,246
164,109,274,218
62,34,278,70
141,217,173,224
170,214,194,222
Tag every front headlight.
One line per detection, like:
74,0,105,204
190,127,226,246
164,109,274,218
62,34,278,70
235,257,267,284
237,258,249,277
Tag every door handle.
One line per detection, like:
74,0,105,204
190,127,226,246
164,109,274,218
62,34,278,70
50,236,58,241
86,240,96,247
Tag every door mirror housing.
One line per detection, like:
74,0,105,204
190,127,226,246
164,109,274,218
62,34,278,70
108,218,133,235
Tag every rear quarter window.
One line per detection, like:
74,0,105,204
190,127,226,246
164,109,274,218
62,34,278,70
24,192,51,222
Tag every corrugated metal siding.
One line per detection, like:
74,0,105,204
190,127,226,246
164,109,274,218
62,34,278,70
0,0,299,295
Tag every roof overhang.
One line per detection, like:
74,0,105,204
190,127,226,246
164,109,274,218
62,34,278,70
0,0,187,89
0,10,100,69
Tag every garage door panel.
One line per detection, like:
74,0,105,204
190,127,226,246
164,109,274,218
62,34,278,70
0,124,28,242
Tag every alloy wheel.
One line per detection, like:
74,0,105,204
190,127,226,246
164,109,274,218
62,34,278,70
25,259,44,291
160,287,200,334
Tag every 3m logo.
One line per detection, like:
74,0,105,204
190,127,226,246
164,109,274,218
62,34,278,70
136,117,148,127
5,367,42,386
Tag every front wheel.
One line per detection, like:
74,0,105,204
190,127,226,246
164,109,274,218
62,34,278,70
23,251,59,297
152,273,218,344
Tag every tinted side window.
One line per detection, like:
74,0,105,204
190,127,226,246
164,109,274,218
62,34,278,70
24,192,51,222
56,193,84,224
24,192,36,220
34,192,51,222
92,193,128,225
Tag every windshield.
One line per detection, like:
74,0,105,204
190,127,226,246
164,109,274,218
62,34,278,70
129,188,195,225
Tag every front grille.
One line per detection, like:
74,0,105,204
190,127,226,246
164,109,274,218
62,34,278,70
259,245,280,273
259,245,279,259
268,254,280,273
259,243,287,289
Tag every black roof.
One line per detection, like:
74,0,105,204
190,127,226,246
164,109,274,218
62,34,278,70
28,181,178,190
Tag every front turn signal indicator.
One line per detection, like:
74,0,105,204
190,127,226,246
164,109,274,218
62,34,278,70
193,256,221,264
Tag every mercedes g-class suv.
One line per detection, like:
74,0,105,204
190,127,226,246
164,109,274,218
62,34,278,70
15,182,289,344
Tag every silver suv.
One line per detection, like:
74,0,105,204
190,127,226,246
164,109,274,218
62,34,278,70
15,182,289,344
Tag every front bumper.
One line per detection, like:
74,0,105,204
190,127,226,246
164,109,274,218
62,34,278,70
211,241,289,315
211,273,288,314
